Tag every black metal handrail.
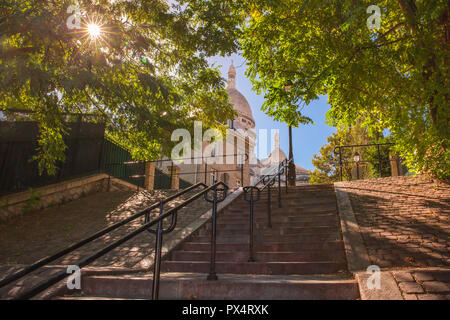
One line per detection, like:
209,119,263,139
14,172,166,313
0,181,229,300
243,158,292,261
0,182,206,290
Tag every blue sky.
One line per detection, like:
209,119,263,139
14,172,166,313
209,53,336,171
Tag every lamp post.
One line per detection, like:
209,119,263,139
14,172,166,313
284,81,292,92
284,82,296,187
288,126,296,186
353,152,360,180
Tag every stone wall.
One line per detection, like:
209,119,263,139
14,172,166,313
0,173,136,222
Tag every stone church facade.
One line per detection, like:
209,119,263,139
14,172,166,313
152,62,310,189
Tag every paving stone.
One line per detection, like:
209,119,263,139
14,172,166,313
417,294,447,300
398,281,424,294
421,281,449,293
402,293,418,300
432,271,450,282
413,272,435,282
337,176,449,269
393,271,415,282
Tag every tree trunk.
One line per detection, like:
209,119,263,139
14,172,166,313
397,0,449,137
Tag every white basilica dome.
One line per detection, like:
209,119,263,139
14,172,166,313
226,62,255,130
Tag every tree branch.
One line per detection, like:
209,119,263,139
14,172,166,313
397,0,418,36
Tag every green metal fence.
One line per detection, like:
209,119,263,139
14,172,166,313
101,137,192,190
100,137,145,188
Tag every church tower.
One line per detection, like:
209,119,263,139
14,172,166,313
226,62,255,130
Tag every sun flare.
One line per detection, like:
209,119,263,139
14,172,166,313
87,24,101,39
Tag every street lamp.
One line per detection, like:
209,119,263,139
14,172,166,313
283,82,296,187
288,125,296,186
353,152,360,180
284,80,293,92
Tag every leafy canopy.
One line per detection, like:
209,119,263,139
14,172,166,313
229,0,449,179
0,0,240,174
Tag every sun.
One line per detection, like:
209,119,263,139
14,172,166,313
73,15,114,49
87,24,101,39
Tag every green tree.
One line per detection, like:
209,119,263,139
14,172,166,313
230,0,449,179
309,132,343,184
0,0,239,174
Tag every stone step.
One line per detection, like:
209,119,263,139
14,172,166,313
225,209,337,215
224,207,337,215
216,214,339,224
223,211,338,218
263,193,336,197
213,220,340,229
189,233,342,243
202,224,340,231
69,273,358,300
246,186,334,191
243,194,336,199
56,296,137,300
229,201,337,208
232,195,336,200
168,250,346,262
197,226,341,236
48,184,354,301
237,197,336,203
219,213,339,222
160,261,347,275
236,191,335,197
260,187,334,191
179,241,345,252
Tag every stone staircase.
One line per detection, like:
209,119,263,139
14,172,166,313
56,185,360,300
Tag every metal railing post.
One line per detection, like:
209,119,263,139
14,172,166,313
170,161,174,186
207,186,218,280
278,169,281,208
267,184,272,228
285,160,288,194
204,182,228,281
262,175,274,229
244,187,259,262
377,145,382,177
249,192,255,262
151,200,164,300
